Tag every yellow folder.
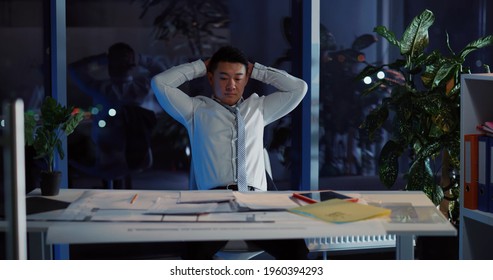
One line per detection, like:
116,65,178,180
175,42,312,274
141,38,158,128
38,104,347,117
289,198,391,223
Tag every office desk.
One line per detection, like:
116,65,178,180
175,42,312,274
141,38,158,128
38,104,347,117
12,189,457,260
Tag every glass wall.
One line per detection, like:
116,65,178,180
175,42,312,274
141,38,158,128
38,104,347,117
65,0,294,190
318,0,382,187
318,0,493,191
65,0,196,190
2,0,493,221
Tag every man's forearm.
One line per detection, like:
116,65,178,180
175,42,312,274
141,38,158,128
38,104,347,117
152,59,206,88
253,63,308,124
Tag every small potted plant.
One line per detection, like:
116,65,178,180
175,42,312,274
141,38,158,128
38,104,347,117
24,96,84,196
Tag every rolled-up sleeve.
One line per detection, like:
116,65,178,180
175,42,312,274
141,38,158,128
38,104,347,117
251,63,308,125
151,59,206,125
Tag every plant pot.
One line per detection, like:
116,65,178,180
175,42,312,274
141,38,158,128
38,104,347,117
40,171,62,196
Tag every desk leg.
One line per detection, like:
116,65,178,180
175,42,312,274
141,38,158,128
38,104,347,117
28,232,52,260
395,235,414,260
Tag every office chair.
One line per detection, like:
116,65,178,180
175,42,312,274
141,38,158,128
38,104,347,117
213,149,276,260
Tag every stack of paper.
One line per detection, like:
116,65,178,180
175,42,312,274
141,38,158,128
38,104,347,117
289,198,391,223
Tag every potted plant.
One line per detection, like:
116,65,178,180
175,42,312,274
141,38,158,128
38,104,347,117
24,96,84,196
356,9,493,225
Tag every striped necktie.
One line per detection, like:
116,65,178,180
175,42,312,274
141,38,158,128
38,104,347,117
235,107,248,192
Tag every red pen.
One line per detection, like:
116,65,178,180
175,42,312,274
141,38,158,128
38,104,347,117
292,192,318,204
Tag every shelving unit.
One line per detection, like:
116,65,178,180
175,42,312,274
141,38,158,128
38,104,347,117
460,73,493,259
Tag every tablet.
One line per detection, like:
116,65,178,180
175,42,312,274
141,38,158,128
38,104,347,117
292,191,358,204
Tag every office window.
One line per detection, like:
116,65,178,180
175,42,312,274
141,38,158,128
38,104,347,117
318,0,387,190
66,0,225,189
2,0,493,197
317,0,493,191
0,0,45,110
65,0,293,190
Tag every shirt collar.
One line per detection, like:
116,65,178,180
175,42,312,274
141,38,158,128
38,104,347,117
212,96,244,110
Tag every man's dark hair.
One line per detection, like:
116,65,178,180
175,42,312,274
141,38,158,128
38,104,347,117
108,42,136,78
208,45,248,73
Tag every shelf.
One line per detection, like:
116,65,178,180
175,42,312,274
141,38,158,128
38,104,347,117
461,208,493,227
462,72,493,80
460,74,493,135
460,73,493,259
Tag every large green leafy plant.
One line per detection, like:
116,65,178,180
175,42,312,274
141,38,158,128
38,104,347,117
357,9,493,222
24,96,84,173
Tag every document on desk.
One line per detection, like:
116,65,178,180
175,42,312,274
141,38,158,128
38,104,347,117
90,209,163,222
56,190,174,221
75,190,175,209
233,192,301,210
146,199,236,215
178,190,235,203
289,198,391,223
160,212,278,223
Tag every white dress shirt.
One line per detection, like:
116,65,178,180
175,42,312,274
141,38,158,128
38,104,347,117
151,59,307,190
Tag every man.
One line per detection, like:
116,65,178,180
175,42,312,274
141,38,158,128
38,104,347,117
151,46,308,259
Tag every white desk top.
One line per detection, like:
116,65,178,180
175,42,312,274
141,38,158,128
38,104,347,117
15,189,457,245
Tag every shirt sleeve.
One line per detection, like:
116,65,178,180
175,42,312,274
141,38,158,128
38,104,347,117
151,59,206,126
250,63,308,125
